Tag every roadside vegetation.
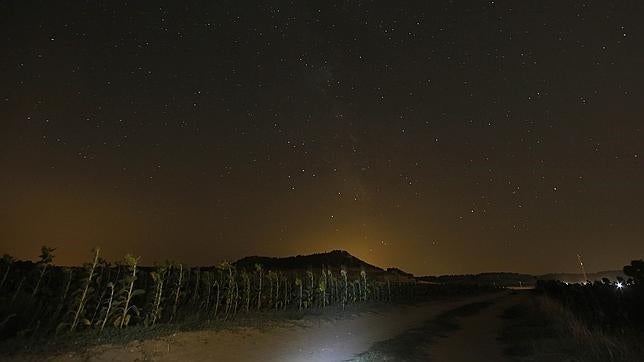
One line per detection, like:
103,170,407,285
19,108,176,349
500,260,644,362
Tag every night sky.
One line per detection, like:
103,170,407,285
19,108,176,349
2,1,644,275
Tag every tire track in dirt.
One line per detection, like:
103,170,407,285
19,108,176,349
349,292,522,362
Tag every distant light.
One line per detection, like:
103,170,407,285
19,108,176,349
616,282,624,289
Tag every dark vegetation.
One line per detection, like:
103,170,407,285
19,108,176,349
418,270,626,289
499,299,574,362
0,247,497,356
418,272,536,288
537,270,625,284
501,260,644,362
536,273,644,332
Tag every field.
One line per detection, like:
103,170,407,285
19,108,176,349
0,247,497,360
1,248,643,361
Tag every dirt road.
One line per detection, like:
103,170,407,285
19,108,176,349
419,293,519,362
350,292,520,361
10,292,519,362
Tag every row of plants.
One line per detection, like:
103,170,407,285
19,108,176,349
0,246,440,341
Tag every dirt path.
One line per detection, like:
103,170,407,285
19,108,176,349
428,293,520,362
349,292,523,361
18,294,504,362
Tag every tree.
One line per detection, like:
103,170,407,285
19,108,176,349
623,260,644,284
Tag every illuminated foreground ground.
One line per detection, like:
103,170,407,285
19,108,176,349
31,292,520,362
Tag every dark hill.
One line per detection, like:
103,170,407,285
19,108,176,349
233,250,383,272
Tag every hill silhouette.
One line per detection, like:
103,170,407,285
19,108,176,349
234,250,384,272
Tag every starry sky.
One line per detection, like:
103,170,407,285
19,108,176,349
2,1,644,275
